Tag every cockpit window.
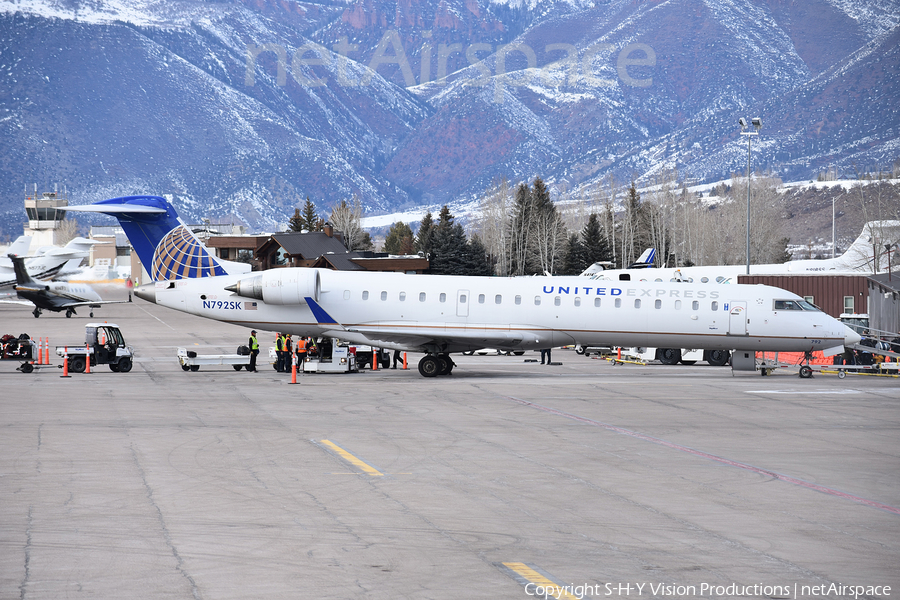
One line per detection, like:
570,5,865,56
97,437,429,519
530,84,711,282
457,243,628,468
774,300,799,310
774,299,821,312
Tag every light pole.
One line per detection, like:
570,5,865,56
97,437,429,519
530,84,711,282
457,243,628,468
739,117,762,275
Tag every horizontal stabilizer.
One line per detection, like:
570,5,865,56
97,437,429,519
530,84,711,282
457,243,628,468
67,204,167,215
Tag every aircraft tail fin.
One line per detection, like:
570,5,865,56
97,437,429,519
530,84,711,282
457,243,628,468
7,236,31,258
628,248,656,269
67,196,230,281
8,254,44,290
839,220,900,271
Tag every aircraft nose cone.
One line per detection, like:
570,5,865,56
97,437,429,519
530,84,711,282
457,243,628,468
843,325,861,347
134,284,157,304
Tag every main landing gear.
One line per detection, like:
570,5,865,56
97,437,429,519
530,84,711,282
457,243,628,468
417,353,455,377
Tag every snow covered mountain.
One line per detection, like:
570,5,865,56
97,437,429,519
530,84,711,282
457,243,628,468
0,0,897,234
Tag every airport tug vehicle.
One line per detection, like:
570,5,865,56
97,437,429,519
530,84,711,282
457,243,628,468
55,323,135,373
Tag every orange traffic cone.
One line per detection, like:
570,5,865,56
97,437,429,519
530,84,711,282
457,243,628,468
289,353,299,385
85,345,91,374
61,353,70,378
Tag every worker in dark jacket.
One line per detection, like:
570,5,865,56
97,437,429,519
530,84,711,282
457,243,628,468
248,330,259,372
275,332,285,372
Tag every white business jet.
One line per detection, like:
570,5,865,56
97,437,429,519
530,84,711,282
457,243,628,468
0,236,101,295
584,220,900,283
69,196,860,378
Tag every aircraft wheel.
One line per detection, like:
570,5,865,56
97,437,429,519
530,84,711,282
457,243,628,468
190,365,200,372
437,354,453,376
799,365,813,379
181,364,191,371
33,308,41,318
706,350,730,367
90,311,94,318
21,362,34,373
513,351,525,356
70,357,86,373
233,364,243,371
117,358,132,373
418,355,440,378
658,348,681,365
66,309,74,318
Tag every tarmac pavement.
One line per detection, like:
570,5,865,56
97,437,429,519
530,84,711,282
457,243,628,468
1,292,899,599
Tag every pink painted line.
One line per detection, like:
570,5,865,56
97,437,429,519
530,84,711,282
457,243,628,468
506,396,900,516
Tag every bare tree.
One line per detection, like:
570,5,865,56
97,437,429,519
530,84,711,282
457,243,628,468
474,178,513,276
55,218,79,246
329,194,367,251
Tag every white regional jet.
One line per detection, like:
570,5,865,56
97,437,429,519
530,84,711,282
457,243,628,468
70,196,861,378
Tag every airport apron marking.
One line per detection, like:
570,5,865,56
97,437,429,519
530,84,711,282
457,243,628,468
504,397,900,516
500,562,581,599
320,440,384,476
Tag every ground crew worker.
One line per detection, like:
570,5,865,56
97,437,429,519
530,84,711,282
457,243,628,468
275,332,285,372
284,334,292,372
248,330,259,372
296,336,308,369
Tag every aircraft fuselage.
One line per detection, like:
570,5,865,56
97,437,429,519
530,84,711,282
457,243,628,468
140,269,849,355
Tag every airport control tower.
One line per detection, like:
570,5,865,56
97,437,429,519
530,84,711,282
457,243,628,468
24,185,68,247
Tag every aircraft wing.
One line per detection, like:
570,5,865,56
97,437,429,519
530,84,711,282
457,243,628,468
0,298,34,306
53,300,131,309
305,297,529,351
341,326,526,349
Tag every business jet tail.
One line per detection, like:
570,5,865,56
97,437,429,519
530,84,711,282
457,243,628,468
628,248,656,269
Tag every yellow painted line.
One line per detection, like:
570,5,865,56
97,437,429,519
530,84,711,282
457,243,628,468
501,563,580,599
320,440,383,476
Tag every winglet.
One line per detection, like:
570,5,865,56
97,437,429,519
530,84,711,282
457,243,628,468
305,297,342,327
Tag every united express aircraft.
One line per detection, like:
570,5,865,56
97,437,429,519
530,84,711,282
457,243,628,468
70,196,860,377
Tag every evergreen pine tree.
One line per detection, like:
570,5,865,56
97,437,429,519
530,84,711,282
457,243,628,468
464,233,493,276
429,206,470,275
383,222,414,254
301,197,322,231
560,233,585,275
581,212,611,266
415,212,435,256
288,208,305,232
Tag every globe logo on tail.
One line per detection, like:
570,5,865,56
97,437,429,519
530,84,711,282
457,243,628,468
151,226,227,280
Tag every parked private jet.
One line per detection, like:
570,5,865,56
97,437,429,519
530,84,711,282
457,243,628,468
583,221,900,283
0,236,101,294
69,196,860,377
9,254,128,318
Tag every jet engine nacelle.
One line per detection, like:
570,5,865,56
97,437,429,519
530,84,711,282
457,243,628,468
225,268,320,305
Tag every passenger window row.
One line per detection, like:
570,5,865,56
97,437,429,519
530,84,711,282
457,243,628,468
349,290,720,311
